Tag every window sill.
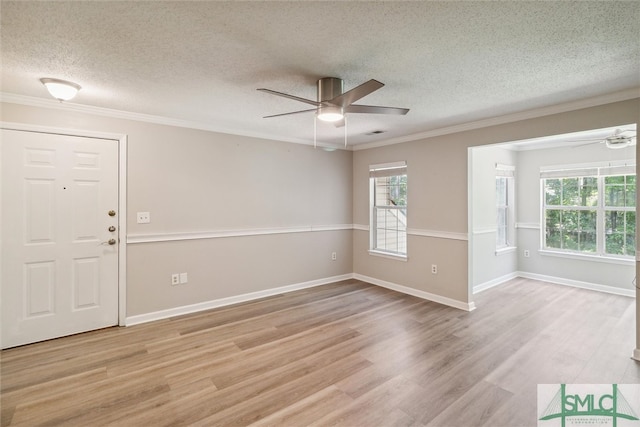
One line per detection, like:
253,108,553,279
495,246,517,256
368,250,408,262
539,250,634,266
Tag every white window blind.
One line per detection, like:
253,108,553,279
369,161,407,178
540,164,635,179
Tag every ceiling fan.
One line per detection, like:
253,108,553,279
257,77,409,128
574,129,636,149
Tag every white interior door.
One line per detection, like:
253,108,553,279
1,129,119,348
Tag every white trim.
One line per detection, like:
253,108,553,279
354,273,476,311
495,246,517,256
540,159,635,173
369,161,407,178
352,88,640,150
125,274,353,326
307,224,353,232
517,271,635,297
5,89,637,152
367,250,408,262
406,228,468,241
516,223,539,229
473,227,496,235
473,272,519,294
117,136,128,326
0,121,129,326
127,272,478,325
495,163,515,177
0,93,322,149
127,224,353,244
633,348,640,362
539,249,635,266
369,160,407,170
126,224,469,244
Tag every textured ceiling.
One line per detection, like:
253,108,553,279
1,1,639,148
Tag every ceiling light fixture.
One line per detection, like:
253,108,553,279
316,105,344,122
605,138,633,149
40,78,81,101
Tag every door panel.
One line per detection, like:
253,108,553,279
1,129,119,348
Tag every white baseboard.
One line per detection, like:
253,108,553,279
473,272,519,294
125,273,354,326
354,273,476,311
633,348,640,362
126,269,633,327
126,272,477,326
517,271,636,298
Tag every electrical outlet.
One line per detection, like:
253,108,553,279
179,272,188,284
331,252,337,261
171,274,180,286
431,264,438,274
137,212,151,224
524,249,530,258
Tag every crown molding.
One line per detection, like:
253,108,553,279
3,88,638,152
352,87,640,151
0,92,333,149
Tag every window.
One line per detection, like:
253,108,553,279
604,174,636,256
542,164,635,258
496,165,515,249
370,162,407,257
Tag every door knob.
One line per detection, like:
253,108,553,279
108,210,116,217
100,238,117,246
108,226,116,232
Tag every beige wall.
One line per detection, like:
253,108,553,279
1,102,353,316
2,97,638,317
353,98,639,305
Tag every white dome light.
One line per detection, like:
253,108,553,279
40,78,81,101
316,105,344,122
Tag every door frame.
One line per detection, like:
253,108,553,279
1,121,128,326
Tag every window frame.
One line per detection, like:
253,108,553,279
369,161,408,260
541,163,635,260
496,164,515,252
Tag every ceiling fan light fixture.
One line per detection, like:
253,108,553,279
40,78,81,101
605,139,632,149
316,106,344,122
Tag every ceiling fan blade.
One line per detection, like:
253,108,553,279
328,79,384,107
345,104,409,115
257,88,320,107
263,108,317,119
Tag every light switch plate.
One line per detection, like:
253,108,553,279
137,212,150,224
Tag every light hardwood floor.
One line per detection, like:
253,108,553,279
1,278,638,426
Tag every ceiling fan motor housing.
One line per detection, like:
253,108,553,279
317,77,343,102
317,77,344,120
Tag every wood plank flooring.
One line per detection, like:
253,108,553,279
1,278,638,426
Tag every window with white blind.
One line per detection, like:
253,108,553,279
496,165,515,250
370,161,407,258
541,163,636,258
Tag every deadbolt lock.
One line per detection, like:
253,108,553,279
108,226,116,232
108,210,116,217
